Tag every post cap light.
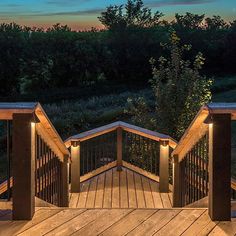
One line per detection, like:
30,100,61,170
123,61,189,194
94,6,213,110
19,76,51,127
31,112,40,124
71,141,80,147
160,140,169,147
204,115,213,125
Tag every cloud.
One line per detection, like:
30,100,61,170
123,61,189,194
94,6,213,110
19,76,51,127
146,0,216,7
5,4,22,7
27,8,103,17
46,0,91,5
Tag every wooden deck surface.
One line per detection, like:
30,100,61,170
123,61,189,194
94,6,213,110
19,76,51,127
1,168,236,235
0,208,236,235
69,167,172,209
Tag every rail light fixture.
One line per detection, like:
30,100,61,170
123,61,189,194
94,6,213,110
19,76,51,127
31,112,40,124
204,115,213,125
160,140,169,147
71,141,80,147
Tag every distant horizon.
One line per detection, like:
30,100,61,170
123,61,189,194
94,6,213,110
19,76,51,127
0,0,235,30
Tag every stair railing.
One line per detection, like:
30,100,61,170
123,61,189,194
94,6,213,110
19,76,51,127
172,103,236,221
65,121,177,193
0,103,70,220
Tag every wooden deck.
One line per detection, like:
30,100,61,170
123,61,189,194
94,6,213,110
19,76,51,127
1,168,236,235
69,167,172,209
0,207,236,235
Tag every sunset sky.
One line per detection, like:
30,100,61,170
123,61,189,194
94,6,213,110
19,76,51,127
0,0,235,30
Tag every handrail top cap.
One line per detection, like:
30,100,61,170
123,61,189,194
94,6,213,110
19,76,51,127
172,102,236,159
65,121,177,149
0,102,70,158
0,102,38,110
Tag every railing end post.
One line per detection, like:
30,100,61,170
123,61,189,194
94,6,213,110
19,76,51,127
159,140,169,193
71,141,81,193
116,127,123,171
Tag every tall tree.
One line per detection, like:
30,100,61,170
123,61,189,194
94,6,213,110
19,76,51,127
98,0,163,30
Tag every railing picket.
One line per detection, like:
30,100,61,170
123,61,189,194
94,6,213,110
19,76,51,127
176,133,209,206
35,133,65,206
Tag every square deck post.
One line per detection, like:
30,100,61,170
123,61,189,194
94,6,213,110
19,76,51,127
208,114,231,221
117,127,123,171
159,140,169,193
71,141,80,193
59,156,69,207
173,154,182,207
12,113,35,220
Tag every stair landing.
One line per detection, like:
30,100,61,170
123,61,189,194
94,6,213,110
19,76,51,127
69,167,173,209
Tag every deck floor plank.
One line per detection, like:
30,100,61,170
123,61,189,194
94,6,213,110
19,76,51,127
150,181,163,208
100,209,155,236
86,176,98,208
77,179,90,208
182,210,215,236
17,209,86,236
134,172,146,208
120,168,129,208
1,208,235,235
94,172,105,208
126,169,137,208
44,209,106,236
112,168,120,208
69,193,79,208
103,169,113,208
71,167,173,209
208,218,236,236
160,193,172,208
127,209,181,236
141,176,154,208
0,208,62,235
71,209,133,236
153,209,205,236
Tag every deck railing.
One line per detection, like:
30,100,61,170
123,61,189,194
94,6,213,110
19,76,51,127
122,130,160,176
79,130,117,176
179,133,209,206
0,120,12,200
232,178,236,200
0,103,70,220
66,121,177,193
172,103,236,221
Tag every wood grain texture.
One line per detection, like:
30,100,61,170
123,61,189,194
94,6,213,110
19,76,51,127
75,167,172,209
2,208,233,236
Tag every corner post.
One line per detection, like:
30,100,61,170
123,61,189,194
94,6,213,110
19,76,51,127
208,114,231,221
12,113,36,220
117,127,123,171
71,141,80,193
159,140,170,193
59,155,69,207
173,154,182,207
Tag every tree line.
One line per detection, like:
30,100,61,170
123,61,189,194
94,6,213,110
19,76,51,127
0,0,235,97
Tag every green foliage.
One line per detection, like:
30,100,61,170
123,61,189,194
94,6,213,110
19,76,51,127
175,12,205,29
127,32,212,140
125,96,156,130
98,0,163,30
44,89,151,139
0,1,235,99
19,58,53,94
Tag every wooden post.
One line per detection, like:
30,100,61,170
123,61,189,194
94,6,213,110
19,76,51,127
173,154,182,207
71,141,80,193
12,113,35,220
59,156,69,207
159,140,169,193
208,114,231,221
117,127,122,171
